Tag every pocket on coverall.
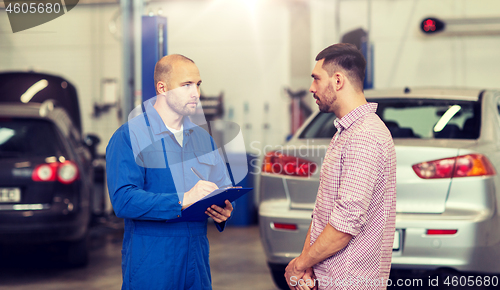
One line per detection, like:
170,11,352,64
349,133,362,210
129,234,189,289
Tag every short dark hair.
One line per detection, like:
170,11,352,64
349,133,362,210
315,43,366,91
154,54,195,91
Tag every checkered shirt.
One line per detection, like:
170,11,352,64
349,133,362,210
310,102,397,290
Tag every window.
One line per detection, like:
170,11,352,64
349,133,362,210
376,99,480,139
299,113,337,139
0,118,66,158
298,98,481,140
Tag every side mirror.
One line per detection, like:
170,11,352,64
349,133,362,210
84,134,100,147
84,134,101,159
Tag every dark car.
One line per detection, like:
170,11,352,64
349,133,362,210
0,72,100,266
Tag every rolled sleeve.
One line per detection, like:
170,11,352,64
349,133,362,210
329,131,385,236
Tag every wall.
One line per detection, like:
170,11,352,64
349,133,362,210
144,0,291,154
0,4,123,154
0,0,294,155
2,0,500,155
311,0,500,90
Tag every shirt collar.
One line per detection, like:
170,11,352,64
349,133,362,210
144,97,196,136
334,102,378,131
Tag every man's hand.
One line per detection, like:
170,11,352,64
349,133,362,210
285,261,316,290
182,180,218,209
301,267,317,290
205,200,233,223
285,257,307,290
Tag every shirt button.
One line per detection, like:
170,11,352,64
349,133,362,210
178,201,181,204
177,215,180,217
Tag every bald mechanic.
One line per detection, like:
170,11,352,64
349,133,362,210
106,54,233,289
284,44,397,290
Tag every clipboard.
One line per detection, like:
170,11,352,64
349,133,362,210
167,187,253,222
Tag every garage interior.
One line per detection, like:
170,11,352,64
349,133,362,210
1,0,500,289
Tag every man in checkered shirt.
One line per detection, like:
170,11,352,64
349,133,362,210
285,43,397,290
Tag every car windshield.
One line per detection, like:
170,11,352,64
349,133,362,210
299,98,481,139
0,118,66,158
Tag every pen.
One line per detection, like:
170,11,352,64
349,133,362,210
191,167,205,181
191,167,235,189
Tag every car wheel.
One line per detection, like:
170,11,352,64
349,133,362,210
66,235,89,267
271,268,289,290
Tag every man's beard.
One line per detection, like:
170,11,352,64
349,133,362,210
316,81,336,113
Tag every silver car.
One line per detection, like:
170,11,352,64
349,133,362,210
258,88,500,289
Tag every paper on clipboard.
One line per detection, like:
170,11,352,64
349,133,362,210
166,187,253,223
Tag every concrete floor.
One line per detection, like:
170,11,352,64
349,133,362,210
1,220,499,290
0,221,279,290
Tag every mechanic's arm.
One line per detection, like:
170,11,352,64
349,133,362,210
207,139,235,231
106,127,183,221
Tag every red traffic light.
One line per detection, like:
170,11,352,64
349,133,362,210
423,19,436,32
421,17,445,34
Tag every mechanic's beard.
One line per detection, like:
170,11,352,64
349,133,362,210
166,93,197,116
172,102,196,116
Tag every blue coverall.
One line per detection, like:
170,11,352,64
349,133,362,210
106,99,232,290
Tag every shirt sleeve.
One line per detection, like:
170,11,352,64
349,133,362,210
106,125,182,221
329,131,386,236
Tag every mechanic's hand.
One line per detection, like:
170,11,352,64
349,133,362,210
205,200,233,223
182,181,218,209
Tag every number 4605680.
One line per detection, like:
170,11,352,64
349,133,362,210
6,2,61,14
443,275,499,287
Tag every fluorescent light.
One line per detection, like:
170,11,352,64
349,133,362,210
0,128,15,145
20,79,49,103
45,156,58,163
434,105,462,132
13,204,45,210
